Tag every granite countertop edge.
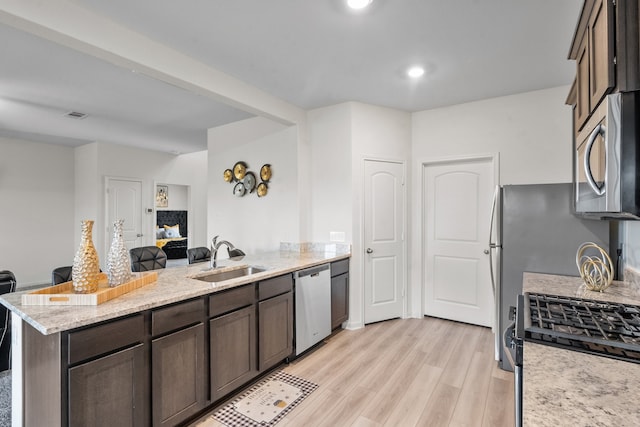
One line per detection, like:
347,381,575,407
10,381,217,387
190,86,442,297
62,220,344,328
0,250,350,335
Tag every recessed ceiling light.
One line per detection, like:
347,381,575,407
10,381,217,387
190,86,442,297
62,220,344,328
347,0,372,10
407,66,425,79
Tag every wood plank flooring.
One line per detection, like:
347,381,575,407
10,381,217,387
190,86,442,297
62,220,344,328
190,317,515,427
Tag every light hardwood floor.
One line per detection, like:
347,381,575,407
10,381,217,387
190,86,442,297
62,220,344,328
191,317,515,427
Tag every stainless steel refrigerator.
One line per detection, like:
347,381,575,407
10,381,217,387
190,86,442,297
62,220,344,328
489,183,612,371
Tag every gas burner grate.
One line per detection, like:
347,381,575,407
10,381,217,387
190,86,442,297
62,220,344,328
524,293,640,363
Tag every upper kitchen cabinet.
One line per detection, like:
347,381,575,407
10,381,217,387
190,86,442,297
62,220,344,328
568,0,615,131
567,0,640,131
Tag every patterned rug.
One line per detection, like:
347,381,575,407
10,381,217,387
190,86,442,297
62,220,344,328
212,371,318,427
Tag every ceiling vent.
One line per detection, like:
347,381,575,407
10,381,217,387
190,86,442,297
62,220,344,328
65,111,88,119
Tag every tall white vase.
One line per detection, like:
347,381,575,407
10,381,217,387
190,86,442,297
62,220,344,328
107,219,132,287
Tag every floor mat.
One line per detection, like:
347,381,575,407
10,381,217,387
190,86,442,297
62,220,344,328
212,371,318,427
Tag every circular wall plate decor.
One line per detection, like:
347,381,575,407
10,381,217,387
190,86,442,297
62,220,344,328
233,181,246,197
233,161,247,180
256,182,268,197
243,171,257,193
223,168,233,183
260,164,272,182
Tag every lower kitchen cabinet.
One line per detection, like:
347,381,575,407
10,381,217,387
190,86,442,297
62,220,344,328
152,323,205,426
258,291,293,371
68,344,145,427
67,314,148,427
331,273,349,329
151,298,206,427
210,304,257,401
330,259,349,330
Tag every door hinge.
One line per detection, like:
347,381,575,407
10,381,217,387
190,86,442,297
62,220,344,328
613,56,617,65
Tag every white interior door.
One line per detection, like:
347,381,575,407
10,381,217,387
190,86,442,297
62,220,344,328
106,178,143,255
423,158,494,326
364,160,405,324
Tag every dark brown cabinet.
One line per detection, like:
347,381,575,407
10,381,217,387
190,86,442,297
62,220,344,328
67,315,147,427
568,0,640,130
330,259,349,330
257,274,294,371
68,344,145,427
151,298,206,427
209,285,257,401
19,268,316,426
258,291,293,371
570,0,615,131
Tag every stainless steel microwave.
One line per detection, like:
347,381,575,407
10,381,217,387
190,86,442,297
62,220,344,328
574,91,640,219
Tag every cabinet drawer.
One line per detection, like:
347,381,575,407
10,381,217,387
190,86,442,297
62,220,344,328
68,314,144,365
330,259,349,277
209,284,255,318
152,298,204,337
258,274,293,301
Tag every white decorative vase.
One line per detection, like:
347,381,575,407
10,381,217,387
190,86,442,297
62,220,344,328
72,220,100,293
107,219,132,287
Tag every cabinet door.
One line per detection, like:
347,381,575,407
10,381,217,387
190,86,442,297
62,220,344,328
210,305,257,401
588,0,615,110
576,34,591,130
331,273,349,330
152,323,205,427
68,344,146,427
258,292,293,371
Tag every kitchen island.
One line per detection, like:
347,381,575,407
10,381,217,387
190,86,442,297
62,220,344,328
1,247,350,427
522,272,640,426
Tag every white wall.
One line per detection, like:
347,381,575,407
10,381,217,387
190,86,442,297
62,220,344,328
0,138,208,286
208,117,300,254
87,143,208,262
412,86,573,185
156,184,189,211
308,103,353,243
1,137,75,287
409,86,574,317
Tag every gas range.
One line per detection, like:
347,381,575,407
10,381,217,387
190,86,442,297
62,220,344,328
521,293,640,363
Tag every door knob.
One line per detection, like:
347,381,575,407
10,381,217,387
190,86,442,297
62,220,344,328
484,249,489,254
366,248,373,254
137,233,143,237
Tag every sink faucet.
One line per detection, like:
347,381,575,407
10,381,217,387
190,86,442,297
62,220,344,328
210,235,238,269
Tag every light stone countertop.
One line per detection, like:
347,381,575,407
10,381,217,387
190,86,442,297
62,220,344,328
0,249,350,335
522,271,640,306
522,272,640,426
523,341,640,427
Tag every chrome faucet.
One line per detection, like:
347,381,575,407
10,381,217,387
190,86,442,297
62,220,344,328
210,235,238,269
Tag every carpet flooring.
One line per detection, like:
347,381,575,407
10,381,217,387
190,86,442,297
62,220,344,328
0,370,10,426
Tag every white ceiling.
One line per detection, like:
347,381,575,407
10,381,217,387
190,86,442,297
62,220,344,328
0,0,583,154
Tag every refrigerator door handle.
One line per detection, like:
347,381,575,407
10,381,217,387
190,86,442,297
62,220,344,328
488,185,501,296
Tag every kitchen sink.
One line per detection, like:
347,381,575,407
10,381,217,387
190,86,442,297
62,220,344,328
193,266,266,283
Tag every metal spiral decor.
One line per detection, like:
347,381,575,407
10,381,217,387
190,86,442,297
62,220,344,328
576,242,613,292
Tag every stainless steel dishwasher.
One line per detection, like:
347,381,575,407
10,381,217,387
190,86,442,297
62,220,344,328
294,264,331,356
